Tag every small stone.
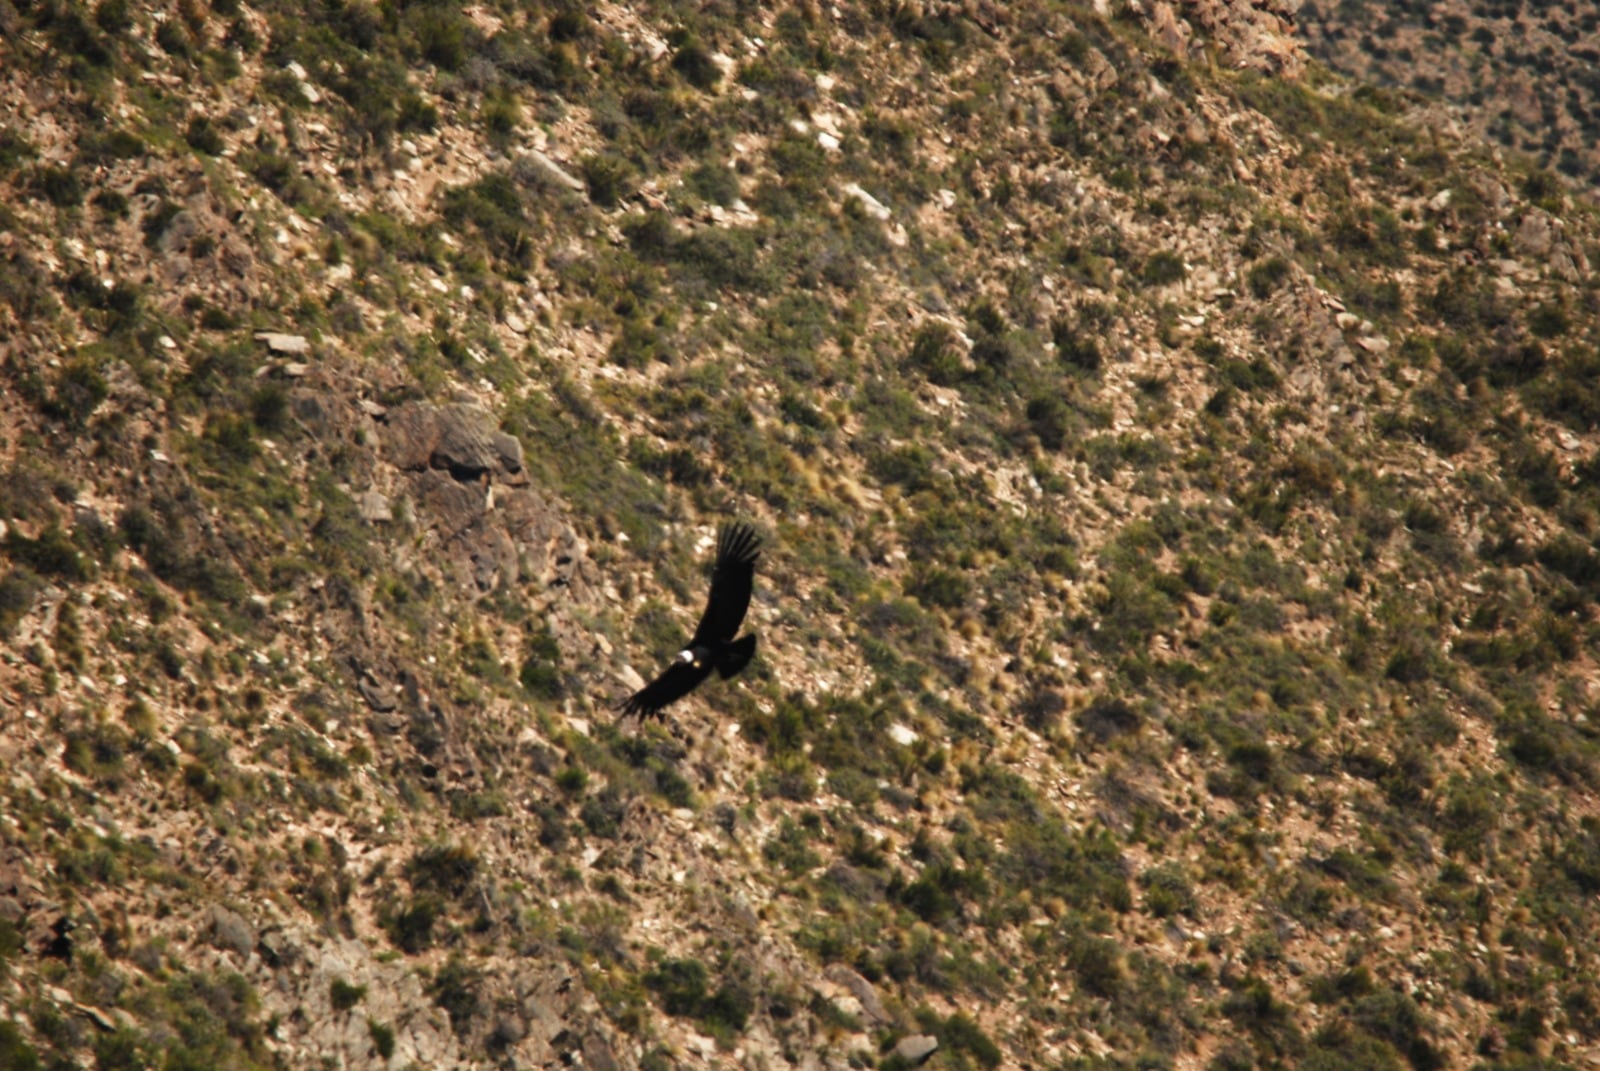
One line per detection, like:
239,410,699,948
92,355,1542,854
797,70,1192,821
892,1034,939,1065
254,332,310,355
825,964,889,1023
490,431,524,474
583,1031,621,1071
832,994,864,1018
209,905,256,958
358,491,393,523
840,182,891,221
525,150,586,193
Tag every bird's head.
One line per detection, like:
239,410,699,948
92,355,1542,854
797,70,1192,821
676,648,700,668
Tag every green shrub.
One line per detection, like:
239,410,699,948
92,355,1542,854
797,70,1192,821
1141,863,1197,918
644,956,709,1018
185,117,226,155
892,860,986,925
1528,301,1569,339
1077,696,1141,745
77,127,145,166
1140,250,1187,286
411,9,470,70
1025,393,1071,450
579,788,626,838
62,722,129,784
94,0,132,32
154,19,191,56
385,895,442,953
669,31,721,90
686,161,739,206
92,188,129,219
1521,169,1562,206
906,565,971,610
1347,989,1440,1071
429,957,483,1036
93,1029,147,1071
672,226,769,292
909,321,964,385
47,6,114,67
0,570,41,639
582,153,634,209
481,93,521,143
0,126,36,172
1222,976,1303,1057
407,843,479,898
330,978,366,1012
4,525,92,581
868,443,937,493
555,764,587,794
1066,932,1124,998
1306,1021,1405,1071
202,412,259,466
1217,356,1280,393
1247,256,1291,297
31,165,84,207
441,173,531,266
763,817,821,875
367,1020,395,1059
520,626,565,700
1437,778,1498,859
1051,314,1103,373
643,956,753,1036
939,1013,1003,1068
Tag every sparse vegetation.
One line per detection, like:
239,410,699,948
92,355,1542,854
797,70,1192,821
3,0,1600,1068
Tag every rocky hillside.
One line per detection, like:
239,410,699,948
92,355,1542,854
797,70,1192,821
3,1,1600,1069
1298,0,1600,195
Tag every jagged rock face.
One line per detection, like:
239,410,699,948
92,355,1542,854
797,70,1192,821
1139,0,1305,74
383,403,525,484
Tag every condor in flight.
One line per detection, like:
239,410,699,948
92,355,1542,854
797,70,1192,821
618,522,761,719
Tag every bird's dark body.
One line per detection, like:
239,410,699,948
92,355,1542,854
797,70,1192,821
619,522,761,719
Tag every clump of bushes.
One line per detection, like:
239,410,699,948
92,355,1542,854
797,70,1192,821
642,955,755,1041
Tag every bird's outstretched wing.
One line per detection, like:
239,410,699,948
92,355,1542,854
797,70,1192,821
618,660,711,719
688,522,761,648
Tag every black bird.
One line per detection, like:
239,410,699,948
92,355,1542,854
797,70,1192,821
619,522,762,719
